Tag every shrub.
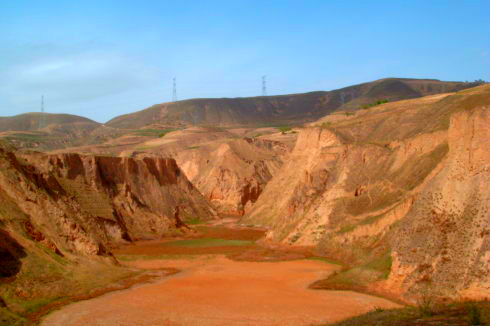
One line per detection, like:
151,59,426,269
417,293,434,317
466,303,482,325
361,99,389,110
276,126,292,134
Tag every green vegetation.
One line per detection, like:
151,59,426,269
134,145,159,151
163,238,254,248
115,254,207,262
363,252,392,279
467,302,483,325
276,126,292,134
337,224,356,234
306,256,342,265
4,133,50,142
0,307,25,326
310,251,392,292
183,216,202,225
326,301,490,326
0,250,139,325
131,128,174,138
361,99,389,110
344,111,355,116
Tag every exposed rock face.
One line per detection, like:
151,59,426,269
128,128,292,216
176,137,289,215
388,107,490,302
0,144,216,259
243,85,490,301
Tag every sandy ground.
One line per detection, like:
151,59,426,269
41,255,400,326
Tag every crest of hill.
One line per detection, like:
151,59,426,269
0,112,100,132
106,78,474,129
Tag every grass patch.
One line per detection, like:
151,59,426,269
131,128,174,138
362,252,392,279
307,256,342,265
183,216,203,225
163,238,254,248
4,133,50,142
115,254,208,262
276,126,292,134
360,99,389,110
337,224,356,234
0,307,25,326
326,301,490,326
310,252,392,291
134,145,158,151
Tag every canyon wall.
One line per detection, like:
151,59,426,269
0,144,216,261
176,137,289,215
387,107,490,301
244,85,490,301
126,127,292,216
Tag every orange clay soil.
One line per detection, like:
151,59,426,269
41,253,400,326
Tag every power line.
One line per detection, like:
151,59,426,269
41,95,44,113
172,77,177,102
262,76,267,96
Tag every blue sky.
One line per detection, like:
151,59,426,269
1,1,489,122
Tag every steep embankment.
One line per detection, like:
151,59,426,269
175,137,289,215
0,142,215,323
106,78,474,128
244,85,490,302
124,127,293,215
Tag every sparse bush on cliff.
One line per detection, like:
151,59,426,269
361,99,389,110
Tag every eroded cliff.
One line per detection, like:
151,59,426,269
243,85,490,301
0,142,216,321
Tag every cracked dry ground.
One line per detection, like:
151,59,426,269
40,224,400,326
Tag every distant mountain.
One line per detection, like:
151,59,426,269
0,113,105,150
106,78,476,129
0,112,99,132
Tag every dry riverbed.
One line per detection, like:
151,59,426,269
40,225,400,326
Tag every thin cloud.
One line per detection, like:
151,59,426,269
0,43,160,116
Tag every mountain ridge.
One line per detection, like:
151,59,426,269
105,78,478,128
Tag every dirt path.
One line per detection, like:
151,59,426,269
41,255,400,326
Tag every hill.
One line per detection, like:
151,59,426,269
106,78,476,129
0,112,99,132
0,113,127,151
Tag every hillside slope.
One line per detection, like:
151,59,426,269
106,78,474,129
0,112,99,132
0,142,215,322
243,85,490,302
127,128,293,215
0,113,109,151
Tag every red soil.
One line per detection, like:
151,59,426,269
41,256,400,326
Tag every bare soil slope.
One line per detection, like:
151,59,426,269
243,84,490,302
128,128,294,215
0,142,215,323
53,126,297,216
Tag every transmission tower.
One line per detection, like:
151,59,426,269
262,76,267,96
38,95,45,130
172,77,177,102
